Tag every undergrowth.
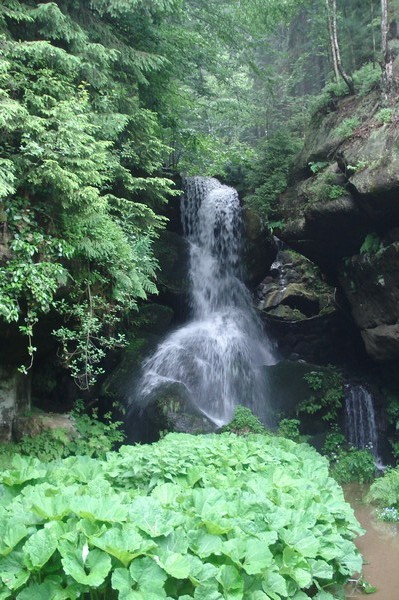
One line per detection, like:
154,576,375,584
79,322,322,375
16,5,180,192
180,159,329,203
0,433,363,599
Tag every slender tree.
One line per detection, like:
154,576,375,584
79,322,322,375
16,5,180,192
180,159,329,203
325,0,355,93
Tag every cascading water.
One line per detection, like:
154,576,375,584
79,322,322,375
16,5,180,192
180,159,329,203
344,384,378,458
134,177,276,426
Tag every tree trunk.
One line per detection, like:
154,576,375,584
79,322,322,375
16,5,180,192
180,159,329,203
325,0,339,82
381,0,394,92
325,0,355,93
371,0,377,67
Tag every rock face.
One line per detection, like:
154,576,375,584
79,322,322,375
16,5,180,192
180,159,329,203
278,90,399,362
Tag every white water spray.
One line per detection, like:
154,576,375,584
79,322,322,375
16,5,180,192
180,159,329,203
134,177,276,426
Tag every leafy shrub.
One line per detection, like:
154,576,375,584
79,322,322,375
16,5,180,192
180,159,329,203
306,171,345,204
359,233,381,255
245,129,302,222
322,427,376,485
310,63,381,114
220,406,266,435
375,107,393,124
352,63,382,96
0,403,125,464
299,368,344,422
367,466,399,509
322,427,346,460
277,418,309,443
308,161,329,174
330,447,376,484
0,433,363,599
333,117,360,139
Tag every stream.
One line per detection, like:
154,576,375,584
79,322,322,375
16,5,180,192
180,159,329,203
344,484,399,599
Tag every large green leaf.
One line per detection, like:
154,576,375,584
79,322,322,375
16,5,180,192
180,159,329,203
187,530,223,558
128,497,178,537
161,552,191,579
90,524,155,567
61,546,111,586
129,557,167,594
242,538,274,575
0,553,30,591
0,524,28,556
22,527,58,570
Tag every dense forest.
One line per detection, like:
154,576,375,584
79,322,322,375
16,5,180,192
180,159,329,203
1,1,399,598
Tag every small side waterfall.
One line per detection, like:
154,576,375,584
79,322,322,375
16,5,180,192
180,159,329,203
344,384,378,457
134,177,276,426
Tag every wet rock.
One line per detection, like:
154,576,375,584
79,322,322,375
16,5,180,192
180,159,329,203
338,242,399,331
243,208,277,287
257,248,334,320
361,324,399,361
154,229,190,320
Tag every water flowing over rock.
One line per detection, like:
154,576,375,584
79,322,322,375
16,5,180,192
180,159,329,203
345,384,378,458
133,177,276,427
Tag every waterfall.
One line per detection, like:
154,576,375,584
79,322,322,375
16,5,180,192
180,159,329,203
134,177,276,426
344,384,378,457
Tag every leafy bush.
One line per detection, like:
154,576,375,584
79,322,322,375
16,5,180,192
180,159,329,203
0,433,363,599
367,466,399,510
375,107,393,124
306,171,345,204
352,63,382,96
299,368,344,422
333,117,360,139
277,419,309,443
359,233,382,255
0,404,125,465
220,406,266,435
322,427,375,485
330,448,376,485
244,129,302,222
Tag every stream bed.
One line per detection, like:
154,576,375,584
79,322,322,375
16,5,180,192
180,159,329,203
344,483,399,599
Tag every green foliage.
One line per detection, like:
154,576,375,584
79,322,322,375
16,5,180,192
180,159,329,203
322,427,376,486
333,117,360,139
299,368,344,422
352,63,382,96
368,467,399,510
346,160,368,174
311,63,382,114
305,170,345,204
0,433,363,599
220,406,266,435
0,1,177,382
329,448,376,485
0,404,125,465
375,107,394,124
244,129,302,222
309,161,329,174
277,419,309,443
322,426,346,460
359,233,382,255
